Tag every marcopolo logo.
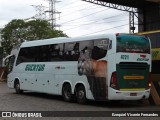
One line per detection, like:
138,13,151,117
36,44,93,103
137,54,149,61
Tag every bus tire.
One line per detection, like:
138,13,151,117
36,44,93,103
15,81,23,94
62,84,73,102
76,85,86,104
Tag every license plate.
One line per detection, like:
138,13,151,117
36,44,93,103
130,93,137,96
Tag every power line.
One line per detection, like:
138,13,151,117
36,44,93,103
55,5,94,20
61,8,110,25
81,23,129,36
57,0,82,10
63,19,127,26
59,2,93,11
57,0,78,8
59,5,98,16
55,5,107,20
59,12,125,24
64,19,127,31
63,13,127,31
59,2,104,11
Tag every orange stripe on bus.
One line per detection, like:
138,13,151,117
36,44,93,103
123,76,144,80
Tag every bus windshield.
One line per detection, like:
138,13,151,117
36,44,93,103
116,34,150,53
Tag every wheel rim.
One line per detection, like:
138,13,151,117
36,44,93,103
63,85,72,100
65,89,71,99
78,90,84,99
16,83,20,91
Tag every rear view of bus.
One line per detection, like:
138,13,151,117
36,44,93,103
108,34,151,100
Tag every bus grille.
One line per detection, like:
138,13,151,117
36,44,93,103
119,62,148,70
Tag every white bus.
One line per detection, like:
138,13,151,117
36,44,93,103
7,33,151,104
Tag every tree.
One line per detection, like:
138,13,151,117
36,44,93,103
1,19,67,56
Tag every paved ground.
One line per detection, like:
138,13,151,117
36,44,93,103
0,82,159,120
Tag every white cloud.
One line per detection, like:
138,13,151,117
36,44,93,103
0,0,137,37
0,0,48,27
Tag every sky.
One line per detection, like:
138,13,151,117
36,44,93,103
0,0,138,37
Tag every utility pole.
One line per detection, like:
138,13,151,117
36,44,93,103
31,4,47,20
45,0,61,30
129,12,135,34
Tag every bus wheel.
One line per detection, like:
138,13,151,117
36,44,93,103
15,81,23,94
62,84,73,102
76,85,86,104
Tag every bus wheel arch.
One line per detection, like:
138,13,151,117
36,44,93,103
75,83,87,104
14,79,23,94
62,82,73,102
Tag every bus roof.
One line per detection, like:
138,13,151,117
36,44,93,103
20,34,115,48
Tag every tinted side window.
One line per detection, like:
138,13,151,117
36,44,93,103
27,47,37,62
63,39,108,61
16,38,110,63
92,39,108,60
50,44,64,61
38,45,50,62
64,42,80,61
